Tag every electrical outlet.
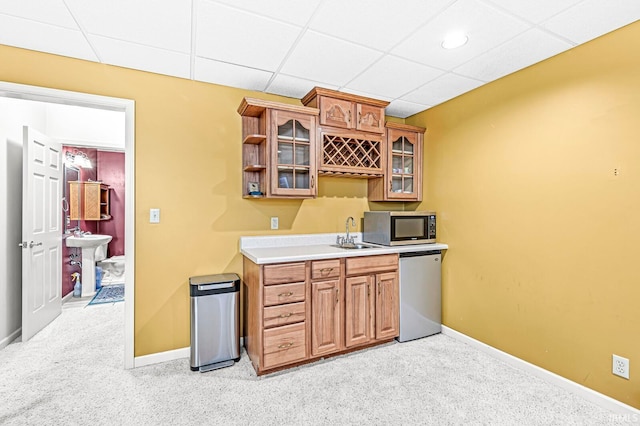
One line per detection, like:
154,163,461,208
613,354,630,379
270,217,279,230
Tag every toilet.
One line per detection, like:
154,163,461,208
97,255,125,285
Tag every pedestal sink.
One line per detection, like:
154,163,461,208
66,234,113,297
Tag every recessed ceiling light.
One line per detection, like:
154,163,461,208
441,32,468,49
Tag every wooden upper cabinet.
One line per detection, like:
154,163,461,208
368,122,425,202
238,98,319,199
356,103,385,134
69,181,111,221
270,110,317,197
318,96,353,130
302,87,388,135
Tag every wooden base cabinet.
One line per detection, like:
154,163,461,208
311,279,342,356
243,253,399,375
344,257,399,349
345,275,375,348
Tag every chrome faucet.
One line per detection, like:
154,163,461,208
336,216,357,246
345,216,355,244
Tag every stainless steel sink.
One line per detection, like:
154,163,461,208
331,243,377,250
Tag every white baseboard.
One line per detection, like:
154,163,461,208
134,346,190,368
133,337,245,368
0,328,21,350
442,325,640,417
61,292,74,304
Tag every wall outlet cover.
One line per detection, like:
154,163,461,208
270,217,278,230
612,354,630,379
150,208,160,224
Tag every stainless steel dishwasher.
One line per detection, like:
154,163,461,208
398,250,442,342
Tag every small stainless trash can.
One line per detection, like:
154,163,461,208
190,273,240,372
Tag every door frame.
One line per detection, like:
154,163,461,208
0,81,135,369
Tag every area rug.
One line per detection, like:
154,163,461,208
88,284,124,305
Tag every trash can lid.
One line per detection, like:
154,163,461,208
189,273,240,286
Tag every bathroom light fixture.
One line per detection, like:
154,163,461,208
442,32,468,49
65,150,93,169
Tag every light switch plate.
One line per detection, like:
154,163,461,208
150,208,160,223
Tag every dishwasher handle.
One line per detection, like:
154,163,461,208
399,250,441,258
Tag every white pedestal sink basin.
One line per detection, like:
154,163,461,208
66,234,113,297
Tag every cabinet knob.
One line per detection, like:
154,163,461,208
279,312,293,318
278,291,294,298
278,342,294,349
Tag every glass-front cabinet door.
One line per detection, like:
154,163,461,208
270,110,317,197
387,127,421,200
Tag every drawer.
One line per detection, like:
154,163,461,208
263,302,306,328
263,282,305,307
311,259,340,280
345,254,398,276
263,262,306,285
263,322,307,369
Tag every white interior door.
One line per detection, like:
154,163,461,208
21,126,62,341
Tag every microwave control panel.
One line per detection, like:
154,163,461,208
427,215,437,239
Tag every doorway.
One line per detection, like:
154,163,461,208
0,81,135,368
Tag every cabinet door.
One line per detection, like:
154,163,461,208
270,110,317,197
345,275,374,348
356,104,384,134
319,96,353,130
311,279,342,356
69,181,81,220
375,271,399,340
387,128,422,201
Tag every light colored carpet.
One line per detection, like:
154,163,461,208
0,302,621,425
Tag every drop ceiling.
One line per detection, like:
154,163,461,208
1,0,638,118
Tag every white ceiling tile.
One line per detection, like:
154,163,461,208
484,0,582,24
0,14,97,61
89,36,190,79
542,0,640,44
309,0,454,51
345,55,444,99
281,30,383,86
196,2,302,71
266,74,338,99
455,29,573,82
0,0,78,29
209,0,321,25
402,73,484,106
340,88,393,102
392,0,529,70
65,0,191,53
386,100,431,119
194,57,273,91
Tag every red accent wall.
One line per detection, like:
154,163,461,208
97,151,125,256
61,147,125,296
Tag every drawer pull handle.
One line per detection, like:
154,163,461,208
279,312,292,318
320,267,334,276
279,291,294,297
278,342,294,349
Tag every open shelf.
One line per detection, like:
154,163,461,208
243,134,267,144
244,165,267,172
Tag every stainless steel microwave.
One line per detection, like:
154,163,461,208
363,211,436,246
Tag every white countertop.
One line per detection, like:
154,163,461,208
240,233,448,264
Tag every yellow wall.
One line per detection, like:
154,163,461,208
2,20,638,409
0,44,393,356
408,22,640,408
